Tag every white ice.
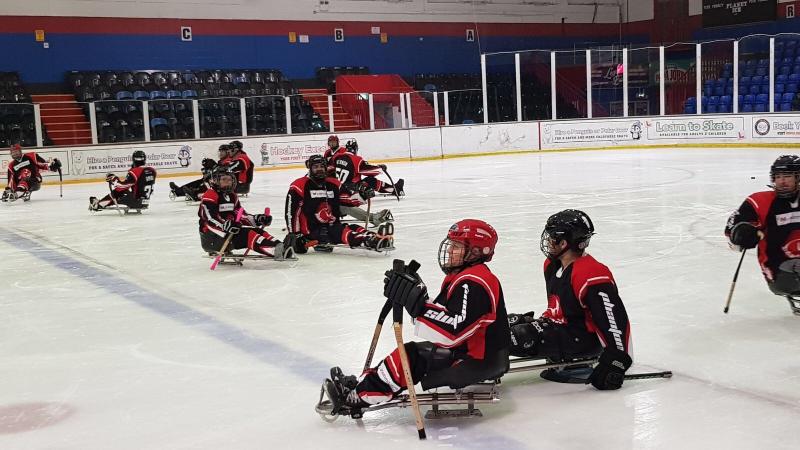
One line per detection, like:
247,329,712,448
1,147,800,450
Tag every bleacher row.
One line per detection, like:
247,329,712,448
685,48,800,113
0,72,47,147
68,70,327,142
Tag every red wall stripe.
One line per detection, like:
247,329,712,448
0,15,653,39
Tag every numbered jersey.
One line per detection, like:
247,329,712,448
330,152,380,184
285,175,350,235
121,166,157,204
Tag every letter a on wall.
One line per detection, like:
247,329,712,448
466,29,475,42
334,28,344,42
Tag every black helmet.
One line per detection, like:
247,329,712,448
306,154,327,181
540,209,595,259
770,155,800,198
345,139,358,155
212,170,237,193
132,150,146,167
229,140,244,153
218,144,231,158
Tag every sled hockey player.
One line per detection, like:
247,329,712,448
323,134,345,163
89,150,156,212
725,154,800,315
225,140,254,195
199,170,293,260
2,143,61,203
321,219,509,416
331,139,404,197
508,209,632,390
169,144,231,201
330,139,400,226
285,154,393,254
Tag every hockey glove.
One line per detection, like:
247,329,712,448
508,311,536,326
105,173,119,183
357,182,375,200
383,268,428,318
729,222,760,249
252,214,272,227
49,158,62,172
589,348,632,391
223,220,241,235
202,158,218,171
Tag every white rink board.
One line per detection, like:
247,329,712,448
5,113,800,185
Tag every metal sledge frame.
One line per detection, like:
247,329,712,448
507,356,673,381
205,252,298,266
315,380,500,421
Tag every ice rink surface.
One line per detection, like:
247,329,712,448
2,147,800,450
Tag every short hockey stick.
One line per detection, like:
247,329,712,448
723,248,748,314
210,208,244,270
363,259,420,372
381,167,401,202
624,371,672,381
392,301,426,439
364,198,371,229
57,167,63,198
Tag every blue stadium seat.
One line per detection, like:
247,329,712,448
744,94,755,104
133,90,149,101
725,85,734,96
718,103,731,113
181,90,198,99
116,91,134,100
739,76,751,87
720,95,732,105
790,74,800,83
787,83,798,93
758,59,769,67
755,102,767,112
742,103,754,113
744,68,756,77
755,67,767,77
713,85,724,96
780,65,792,76
783,93,796,103
746,60,757,67
704,86,713,97
166,90,182,99
684,104,696,114
749,85,762,95
780,102,792,112
782,57,794,66
704,104,718,113
777,74,788,83
756,93,769,104
776,83,785,94
751,75,763,85
150,91,166,100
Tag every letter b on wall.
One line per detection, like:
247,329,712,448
334,28,344,42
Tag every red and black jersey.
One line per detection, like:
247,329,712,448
226,152,253,186
113,166,157,199
285,175,351,235
725,190,800,281
330,151,381,185
7,152,50,190
541,255,631,355
198,188,243,236
414,263,510,360
323,146,346,163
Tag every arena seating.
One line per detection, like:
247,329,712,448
685,39,800,114
66,69,323,143
0,72,50,147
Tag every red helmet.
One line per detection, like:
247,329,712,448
327,135,339,147
438,219,498,273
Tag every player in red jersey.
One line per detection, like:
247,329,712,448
285,155,393,253
322,220,509,414
89,150,157,211
725,155,800,315
2,143,61,202
226,140,254,195
198,171,292,259
508,209,632,390
330,139,403,197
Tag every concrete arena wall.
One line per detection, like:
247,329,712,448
3,113,799,186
